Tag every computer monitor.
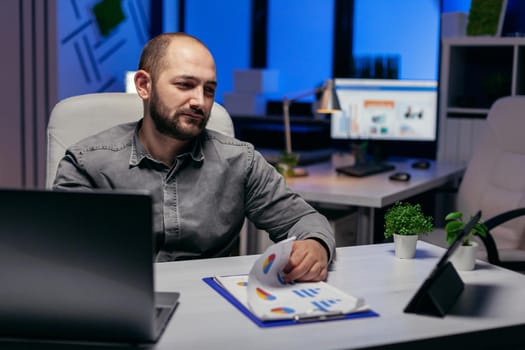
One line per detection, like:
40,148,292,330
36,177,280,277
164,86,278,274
331,78,438,159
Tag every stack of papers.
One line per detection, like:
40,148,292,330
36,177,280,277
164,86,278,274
209,237,375,325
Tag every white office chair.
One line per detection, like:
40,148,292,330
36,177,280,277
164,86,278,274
46,92,235,188
422,95,525,271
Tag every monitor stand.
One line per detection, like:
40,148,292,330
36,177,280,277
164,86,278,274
334,142,395,177
335,160,395,177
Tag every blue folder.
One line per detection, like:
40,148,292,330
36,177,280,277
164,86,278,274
203,277,379,328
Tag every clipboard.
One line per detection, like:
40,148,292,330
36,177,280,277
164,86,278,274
203,277,379,328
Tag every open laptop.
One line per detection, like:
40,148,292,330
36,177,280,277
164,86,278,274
0,188,179,344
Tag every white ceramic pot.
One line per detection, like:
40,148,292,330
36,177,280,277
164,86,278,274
393,234,418,259
450,241,478,271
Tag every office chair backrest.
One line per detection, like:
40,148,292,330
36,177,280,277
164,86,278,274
46,92,235,189
457,95,525,250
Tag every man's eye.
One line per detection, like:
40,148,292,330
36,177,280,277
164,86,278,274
205,87,216,96
176,82,193,88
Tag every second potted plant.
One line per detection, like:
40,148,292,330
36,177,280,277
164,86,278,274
444,211,488,270
384,201,434,259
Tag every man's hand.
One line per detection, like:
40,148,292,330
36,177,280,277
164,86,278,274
282,239,329,282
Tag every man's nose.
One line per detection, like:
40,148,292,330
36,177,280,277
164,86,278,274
189,87,205,107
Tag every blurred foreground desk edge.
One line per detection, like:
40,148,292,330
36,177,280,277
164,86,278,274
1,242,523,349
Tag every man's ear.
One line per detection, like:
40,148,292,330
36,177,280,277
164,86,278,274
134,70,152,99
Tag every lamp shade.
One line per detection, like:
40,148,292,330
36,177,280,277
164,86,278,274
317,79,341,114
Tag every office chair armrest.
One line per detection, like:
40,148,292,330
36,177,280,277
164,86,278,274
478,208,525,267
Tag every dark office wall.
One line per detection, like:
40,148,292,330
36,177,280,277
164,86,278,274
56,0,445,103
0,0,57,189
181,0,441,102
57,0,150,100
183,0,252,105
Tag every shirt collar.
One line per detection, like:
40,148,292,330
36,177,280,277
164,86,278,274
130,120,148,167
130,120,206,167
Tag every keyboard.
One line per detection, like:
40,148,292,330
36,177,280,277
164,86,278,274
335,162,395,177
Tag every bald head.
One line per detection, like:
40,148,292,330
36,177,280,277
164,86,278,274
138,32,215,81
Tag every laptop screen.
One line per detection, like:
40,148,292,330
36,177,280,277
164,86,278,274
0,188,178,343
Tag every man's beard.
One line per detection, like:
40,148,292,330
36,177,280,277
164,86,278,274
149,89,209,141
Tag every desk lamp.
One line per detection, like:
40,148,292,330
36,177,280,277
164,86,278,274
279,79,341,177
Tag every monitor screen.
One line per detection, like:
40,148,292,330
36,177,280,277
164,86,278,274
331,78,438,142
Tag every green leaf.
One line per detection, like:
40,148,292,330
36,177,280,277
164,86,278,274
446,231,457,245
473,223,488,237
445,221,463,233
93,0,125,37
443,210,487,246
445,211,462,221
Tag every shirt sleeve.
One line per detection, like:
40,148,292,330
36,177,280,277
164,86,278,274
52,150,96,190
243,150,336,263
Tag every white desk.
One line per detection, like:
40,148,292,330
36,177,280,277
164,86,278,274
154,242,525,349
285,159,465,245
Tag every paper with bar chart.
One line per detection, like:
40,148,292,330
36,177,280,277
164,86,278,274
213,237,370,322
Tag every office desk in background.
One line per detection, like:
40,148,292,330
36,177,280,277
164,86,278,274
152,242,525,349
285,158,465,245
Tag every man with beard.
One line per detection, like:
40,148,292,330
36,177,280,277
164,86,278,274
53,33,335,283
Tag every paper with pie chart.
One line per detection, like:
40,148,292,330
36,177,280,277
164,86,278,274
214,236,369,321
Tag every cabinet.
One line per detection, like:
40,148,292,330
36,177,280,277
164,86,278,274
437,37,525,163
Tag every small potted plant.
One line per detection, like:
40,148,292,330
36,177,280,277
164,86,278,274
444,211,488,270
276,152,300,178
384,201,434,259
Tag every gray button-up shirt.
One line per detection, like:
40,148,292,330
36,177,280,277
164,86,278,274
53,120,335,262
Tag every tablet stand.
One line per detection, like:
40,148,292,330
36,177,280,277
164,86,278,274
404,261,464,317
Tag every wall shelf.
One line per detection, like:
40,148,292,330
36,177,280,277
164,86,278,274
438,37,525,163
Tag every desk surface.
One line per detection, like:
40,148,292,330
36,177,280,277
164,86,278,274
285,158,464,208
154,242,525,349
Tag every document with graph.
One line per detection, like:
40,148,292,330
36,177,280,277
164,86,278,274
205,237,376,326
